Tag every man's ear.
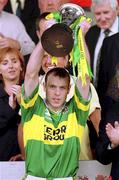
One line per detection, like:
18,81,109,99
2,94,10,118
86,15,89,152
65,55,69,67
67,84,71,94
36,30,40,39
116,6,119,16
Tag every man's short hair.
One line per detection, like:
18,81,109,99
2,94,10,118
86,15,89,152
45,67,70,85
91,0,118,11
36,12,51,31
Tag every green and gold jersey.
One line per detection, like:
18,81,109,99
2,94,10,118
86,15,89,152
21,84,90,179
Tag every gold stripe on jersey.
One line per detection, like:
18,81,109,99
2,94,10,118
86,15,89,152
23,113,85,146
21,92,38,109
74,92,90,111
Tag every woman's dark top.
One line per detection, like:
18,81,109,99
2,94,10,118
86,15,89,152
0,83,20,161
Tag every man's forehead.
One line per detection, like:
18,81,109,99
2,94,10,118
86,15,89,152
47,74,68,83
39,19,57,29
39,0,71,6
43,52,67,60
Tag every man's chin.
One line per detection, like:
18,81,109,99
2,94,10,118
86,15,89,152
47,8,57,12
51,104,62,112
46,66,56,72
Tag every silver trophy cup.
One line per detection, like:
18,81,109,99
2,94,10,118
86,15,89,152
59,3,85,26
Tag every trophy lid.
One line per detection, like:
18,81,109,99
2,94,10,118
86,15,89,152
59,3,85,26
41,23,74,57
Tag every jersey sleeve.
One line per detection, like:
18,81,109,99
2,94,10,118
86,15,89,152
21,84,39,124
74,85,91,126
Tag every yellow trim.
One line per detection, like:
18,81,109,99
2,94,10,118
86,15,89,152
23,113,85,146
21,92,38,109
74,93,89,111
78,28,89,86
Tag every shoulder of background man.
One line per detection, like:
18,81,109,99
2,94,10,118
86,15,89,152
21,0,40,19
4,0,40,20
103,32,119,45
85,25,101,41
101,32,119,56
85,25,101,63
2,10,21,21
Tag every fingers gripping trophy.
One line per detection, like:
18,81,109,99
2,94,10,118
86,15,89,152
41,3,93,85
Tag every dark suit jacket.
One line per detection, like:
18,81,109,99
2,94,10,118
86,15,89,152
85,25,101,72
97,33,119,113
4,0,40,44
96,103,119,180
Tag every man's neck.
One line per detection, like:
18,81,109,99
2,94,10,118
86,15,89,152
45,100,65,113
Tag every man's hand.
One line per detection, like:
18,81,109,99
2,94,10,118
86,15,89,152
0,37,21,50
79,19,91,35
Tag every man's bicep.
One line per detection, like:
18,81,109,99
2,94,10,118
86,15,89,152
24,75,39,97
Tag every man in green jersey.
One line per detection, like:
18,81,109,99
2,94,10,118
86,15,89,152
21,24,91,180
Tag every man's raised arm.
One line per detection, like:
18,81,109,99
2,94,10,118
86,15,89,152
24,41,44,97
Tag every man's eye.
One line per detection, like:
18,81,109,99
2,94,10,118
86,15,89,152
60,87,65,90
95,13,100,16
50,85,55,88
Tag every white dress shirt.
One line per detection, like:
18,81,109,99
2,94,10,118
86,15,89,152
0,11,35,55
10,0,25,14
93,16,119,80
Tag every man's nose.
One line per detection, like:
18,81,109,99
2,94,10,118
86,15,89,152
55,88,60,95
47,0,53,4
100,14,106,21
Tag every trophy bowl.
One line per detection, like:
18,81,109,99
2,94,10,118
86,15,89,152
59,3,86,26
41,23,74,57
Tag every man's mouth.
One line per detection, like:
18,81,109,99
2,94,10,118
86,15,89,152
53,98,60,102
47,65,56,70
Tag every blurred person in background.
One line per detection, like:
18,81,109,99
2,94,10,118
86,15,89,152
38,0,70,13
0,47,25,161
0,0,35,65
85,0,119,88
70,0,95,23
4,0,40,44
96,103,119,180
85,0,119,154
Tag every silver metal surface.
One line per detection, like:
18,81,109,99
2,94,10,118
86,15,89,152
60,3,85,26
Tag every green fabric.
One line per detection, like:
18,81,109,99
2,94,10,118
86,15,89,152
21,84,90,179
